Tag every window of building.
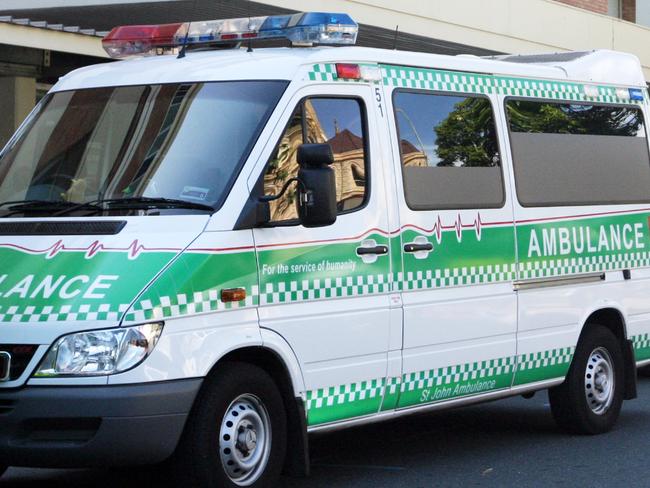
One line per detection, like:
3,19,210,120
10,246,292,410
393,90,504,210
608,0,621,18
263,97,367,222
506,99,650,206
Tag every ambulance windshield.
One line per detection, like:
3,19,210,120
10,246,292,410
0,80,286,216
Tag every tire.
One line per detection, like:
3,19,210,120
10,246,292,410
549,324,624,435
173,362,287,488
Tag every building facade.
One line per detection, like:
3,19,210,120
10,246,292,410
1,0,650,147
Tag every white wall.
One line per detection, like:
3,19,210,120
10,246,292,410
261,0,650,80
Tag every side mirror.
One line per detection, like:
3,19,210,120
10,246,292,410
296,144,337,228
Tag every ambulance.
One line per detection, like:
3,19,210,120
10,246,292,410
0,11,649,487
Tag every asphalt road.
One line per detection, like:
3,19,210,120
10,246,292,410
4,377,650,487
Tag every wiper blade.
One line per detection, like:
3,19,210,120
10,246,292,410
105,197,215,212
53,196,214,216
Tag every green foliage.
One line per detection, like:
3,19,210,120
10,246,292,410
434,98,499,167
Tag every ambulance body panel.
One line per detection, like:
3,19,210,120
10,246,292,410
0,12,648,484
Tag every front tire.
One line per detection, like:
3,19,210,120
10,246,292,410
549,324,624,434
173,362,287,487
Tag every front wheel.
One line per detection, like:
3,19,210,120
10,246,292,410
173,362,287,487
549,324,624,434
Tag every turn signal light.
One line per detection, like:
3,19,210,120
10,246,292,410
221,288,247,303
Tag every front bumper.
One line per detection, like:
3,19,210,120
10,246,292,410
0,378,202,468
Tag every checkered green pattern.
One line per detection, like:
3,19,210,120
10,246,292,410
306,61,643,104
517,347,574,372
259,274,391,305
633,333,650,361
306,346,577,425
401,263,517,290
0,303,129,323
519,252,650,280
306,377,385,410
401,356,516,394
307,63,338,82
514,346,575,385
125,286,259,322
380,65,642,104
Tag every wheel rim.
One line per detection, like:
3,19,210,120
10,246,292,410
584,347,615,415
219,393,272,486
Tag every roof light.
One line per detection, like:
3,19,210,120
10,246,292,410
336,63,361,80
616,88,631,100
102,12,358,58
102,23,183,58
629,88,645,101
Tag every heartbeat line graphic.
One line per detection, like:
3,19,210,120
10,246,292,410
0,240,181,260
428,213,483,243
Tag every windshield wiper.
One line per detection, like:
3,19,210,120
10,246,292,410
53,196,215,216
0,200,101,217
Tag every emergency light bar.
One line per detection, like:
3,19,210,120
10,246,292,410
102,12,358,58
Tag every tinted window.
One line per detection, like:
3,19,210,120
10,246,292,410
506,100,650,206
393,91,504,210
264,98,367,222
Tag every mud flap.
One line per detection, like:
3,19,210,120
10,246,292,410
623,339,637,400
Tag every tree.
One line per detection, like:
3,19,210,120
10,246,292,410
434,98,499,167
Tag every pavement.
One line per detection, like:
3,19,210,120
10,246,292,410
4,377,650,487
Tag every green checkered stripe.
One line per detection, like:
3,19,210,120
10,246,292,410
124,285,259,322
259,274,391,305
514,346,574,385
306,346,577,425
401,356,516,394
306,377,386,425
632,333,650,361
380,64,642,104
0,303,129,323
401,263,517,290
518,251,650,280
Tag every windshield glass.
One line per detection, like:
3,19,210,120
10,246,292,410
0,80,287,216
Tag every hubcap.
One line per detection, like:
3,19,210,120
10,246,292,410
584,347,615,415
219,394,271,486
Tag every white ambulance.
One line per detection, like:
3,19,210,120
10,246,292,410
0,11,649,487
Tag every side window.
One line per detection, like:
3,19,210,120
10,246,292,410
263,97,368,222
506,99,650,206
393,90,504,210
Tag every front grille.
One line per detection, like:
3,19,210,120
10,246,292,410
0,345,38,381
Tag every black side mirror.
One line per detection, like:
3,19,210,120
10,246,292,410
296,143,337,228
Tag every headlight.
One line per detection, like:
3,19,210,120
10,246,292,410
34,322,163,377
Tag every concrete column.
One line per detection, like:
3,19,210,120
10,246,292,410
0,76,36,147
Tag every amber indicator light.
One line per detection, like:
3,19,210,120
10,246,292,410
221,288,247,303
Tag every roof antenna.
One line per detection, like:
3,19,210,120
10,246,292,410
177,0,197,59
392,25,399,50
177,22,191,59
247,1,253,52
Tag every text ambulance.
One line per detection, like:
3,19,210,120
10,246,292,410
0,12,649,487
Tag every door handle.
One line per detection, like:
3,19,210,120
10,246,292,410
356,245,389,256
404,242,433,253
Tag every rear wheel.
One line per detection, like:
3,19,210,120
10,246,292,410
549,324,624,434
173,362,287,487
